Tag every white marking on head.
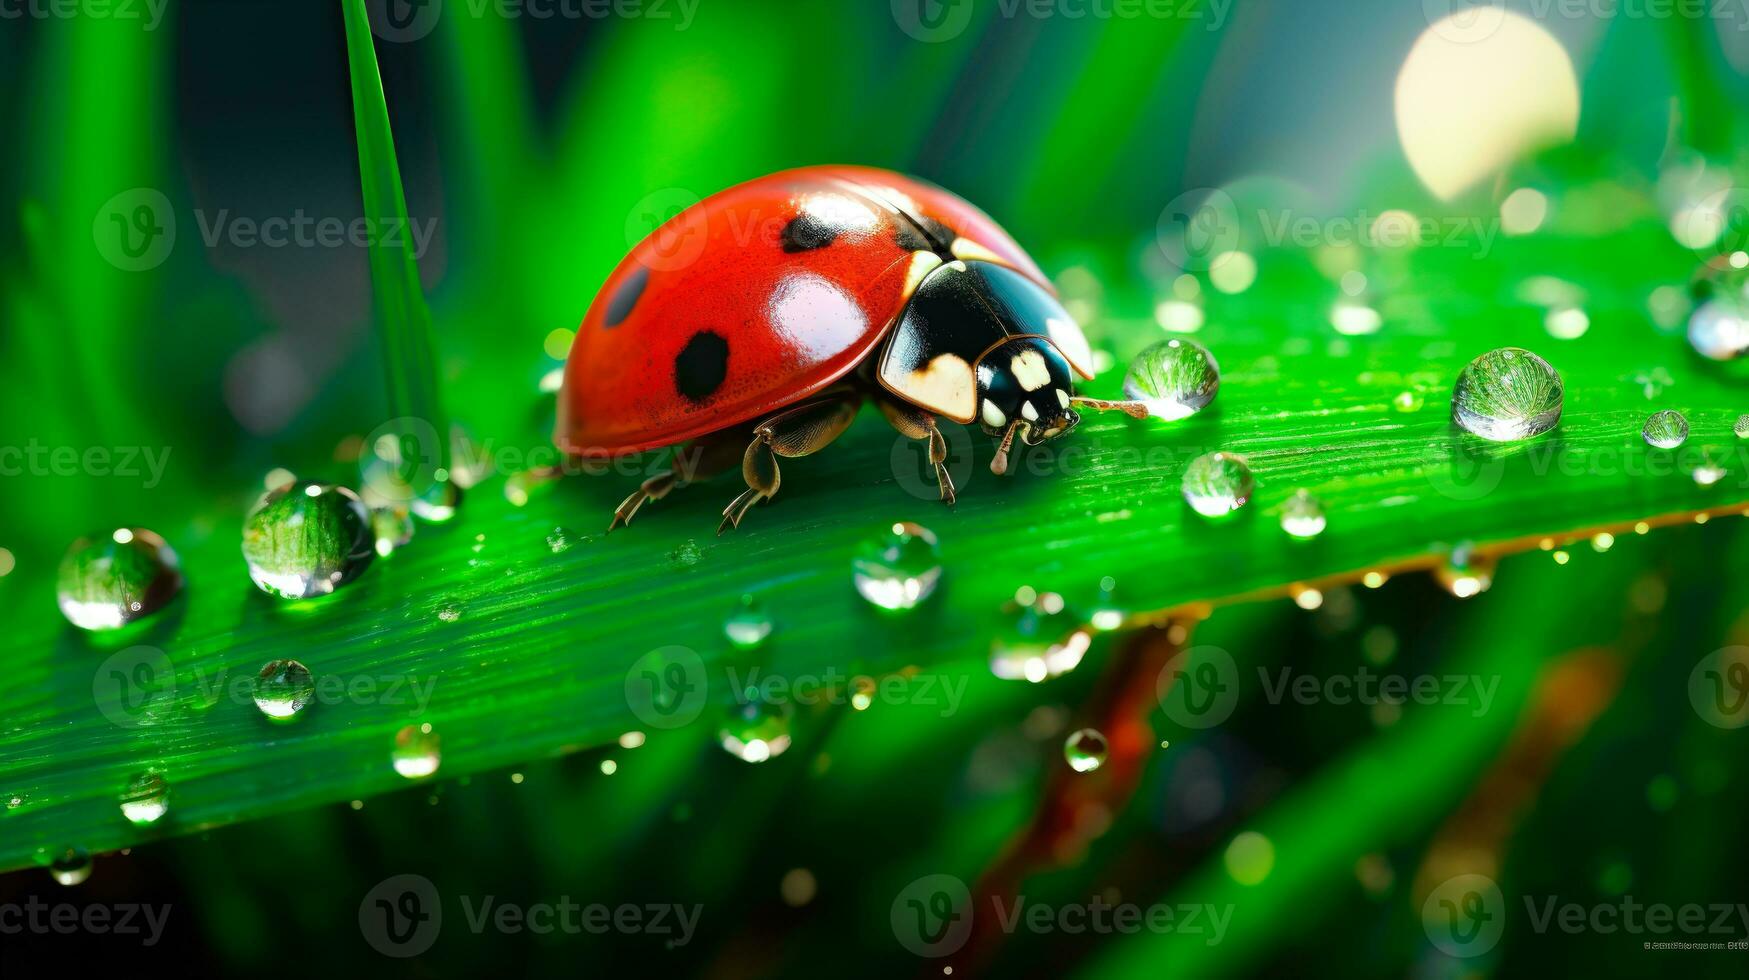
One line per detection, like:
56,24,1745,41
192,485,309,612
981,399,1007,429
1021,401,1039,422
1010,349,1051,392
1056,388,1070,409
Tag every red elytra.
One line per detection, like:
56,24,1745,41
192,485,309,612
553,165,1148,533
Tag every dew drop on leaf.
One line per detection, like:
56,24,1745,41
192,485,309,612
1450,347,1563,442
1182,452,1254,518
1063,728,1109,773
717,701,792,764
241,481,374,599
545,527,573,554
1687,299,1749,361
1121,337,1220,421
1735,415,1749,439
1434,545,1495,599
1642,409,1689,449
1279,489,1327,540
723,594,773,650
392,724,441,779
990,591,1089,682
48,847,92,886
253,659,315,721
371,506,414,558
118,770,169,826
852,522,942,611
56,528,183,631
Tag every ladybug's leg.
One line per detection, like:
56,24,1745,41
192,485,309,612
607,429,747,533
719,393,862,534
1069,396,1150,420
874,398,957,505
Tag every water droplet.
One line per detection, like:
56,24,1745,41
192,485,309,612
545,527,573,554
1642,410,1689,449
723,595,773,650
718,701,793,763
852,522,942,611
1182,452,1254,518
1063,728,1109,773
668,539,704,568
1122,338,1220,421
436,604,462,623
242,481,374,599
1392,390,1424,413
253,659,315,720
1451,347,1563,441
505,467,563,507
371,506,414,558
392,724,441,778
1279,490,1326,539
5,793,27,810
1687,299,1749,361
49,846,91,886
119,770,169,826
1090,575,1125,631
1435,545,1495,599
56,528,182,631
990,592,1090,681
409,479,462,523
1692,453,1727,487
1736,415,1749,439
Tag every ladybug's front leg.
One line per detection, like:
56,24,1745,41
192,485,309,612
718,392,862,534
875,397,958,505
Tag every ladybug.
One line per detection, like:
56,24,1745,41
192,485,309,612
555,165,1148,533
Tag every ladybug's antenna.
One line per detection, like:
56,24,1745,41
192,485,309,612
991,420,1027,476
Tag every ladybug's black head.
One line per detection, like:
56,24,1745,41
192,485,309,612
976,337,1081,449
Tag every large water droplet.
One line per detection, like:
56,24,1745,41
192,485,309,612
49,846,91,886
119,770,169,825
1642,410,1689,449
242,481,374,599
852,522,942,611
1279,489,1326,539
56,528,182,631
1122,338,1220,421
718,701,793,763
723,595,773,650
1182,452,1254,518
392,723,441,779
1063,728,1109,773
253,659,315,720
1687,299,1749,360
990,591,1090,681
1451,347,1563,441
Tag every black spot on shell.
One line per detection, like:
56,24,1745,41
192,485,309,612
781,213,839,252
603,265,649,328
675,331,730,402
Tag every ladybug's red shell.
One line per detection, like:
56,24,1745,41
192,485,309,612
556,166,1051,456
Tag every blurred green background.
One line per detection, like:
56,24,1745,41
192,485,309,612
5,0,1749,976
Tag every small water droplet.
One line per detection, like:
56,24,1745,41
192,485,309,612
5,793,27,810
1735,415,1749,439
1182,452,1254,518
1122,338,1220,421
1063,728,1109,773
392,724,441,778
1279,490,1326,539
1090,575,1125,632
1435,545,1495,599
1687,299,1749,360
1451,347,1563,442
1642,410,1689,449
852,522,942,611
49,846,91,886
1392,390,1424,413
990,592,1090,681
253,659,315,720
56,528,182,631
545,527,574,553
436,604,462,623
668,539,704,568
1692,453,1727,487
718,701,792,763
241,481,374,599
371,506,414,558
723,595,774,650
119,770,169,826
